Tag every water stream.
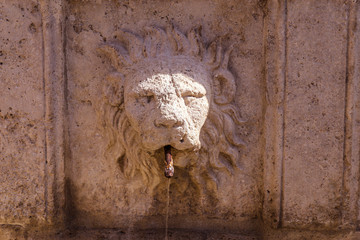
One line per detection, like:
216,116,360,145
165,178,171,240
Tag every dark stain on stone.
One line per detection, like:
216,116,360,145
28,23,36,33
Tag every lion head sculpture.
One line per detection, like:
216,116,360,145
98,26,245,202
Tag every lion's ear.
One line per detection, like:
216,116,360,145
97,44,131,71
103,73,125,107
213,69,236,105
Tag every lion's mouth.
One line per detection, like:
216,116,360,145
156,143,198,178
142,130,202,152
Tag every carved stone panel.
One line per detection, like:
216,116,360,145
283,0,348,228
0,0,46,224
65,1,264,231
3,0,360,239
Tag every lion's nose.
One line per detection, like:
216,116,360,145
155,98,186,128
154,115,184,128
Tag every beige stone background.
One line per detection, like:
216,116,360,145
1,0,360,239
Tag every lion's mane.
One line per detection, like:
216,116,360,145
99,26,245,197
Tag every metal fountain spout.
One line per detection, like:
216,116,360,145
164,145,174,178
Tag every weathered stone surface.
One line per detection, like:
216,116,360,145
1,0,360,239
263,227,360,240
0,0,46,224
282,0,348,228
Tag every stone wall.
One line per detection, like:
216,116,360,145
1,0,360,239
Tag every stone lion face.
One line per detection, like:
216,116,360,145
124,57,212,151
99,26,244,196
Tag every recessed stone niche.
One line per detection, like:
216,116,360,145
66,0,263,232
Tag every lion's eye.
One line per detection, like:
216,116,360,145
182,91,204,105
146,95,154,103
137,94,154,105
182,91,204,99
